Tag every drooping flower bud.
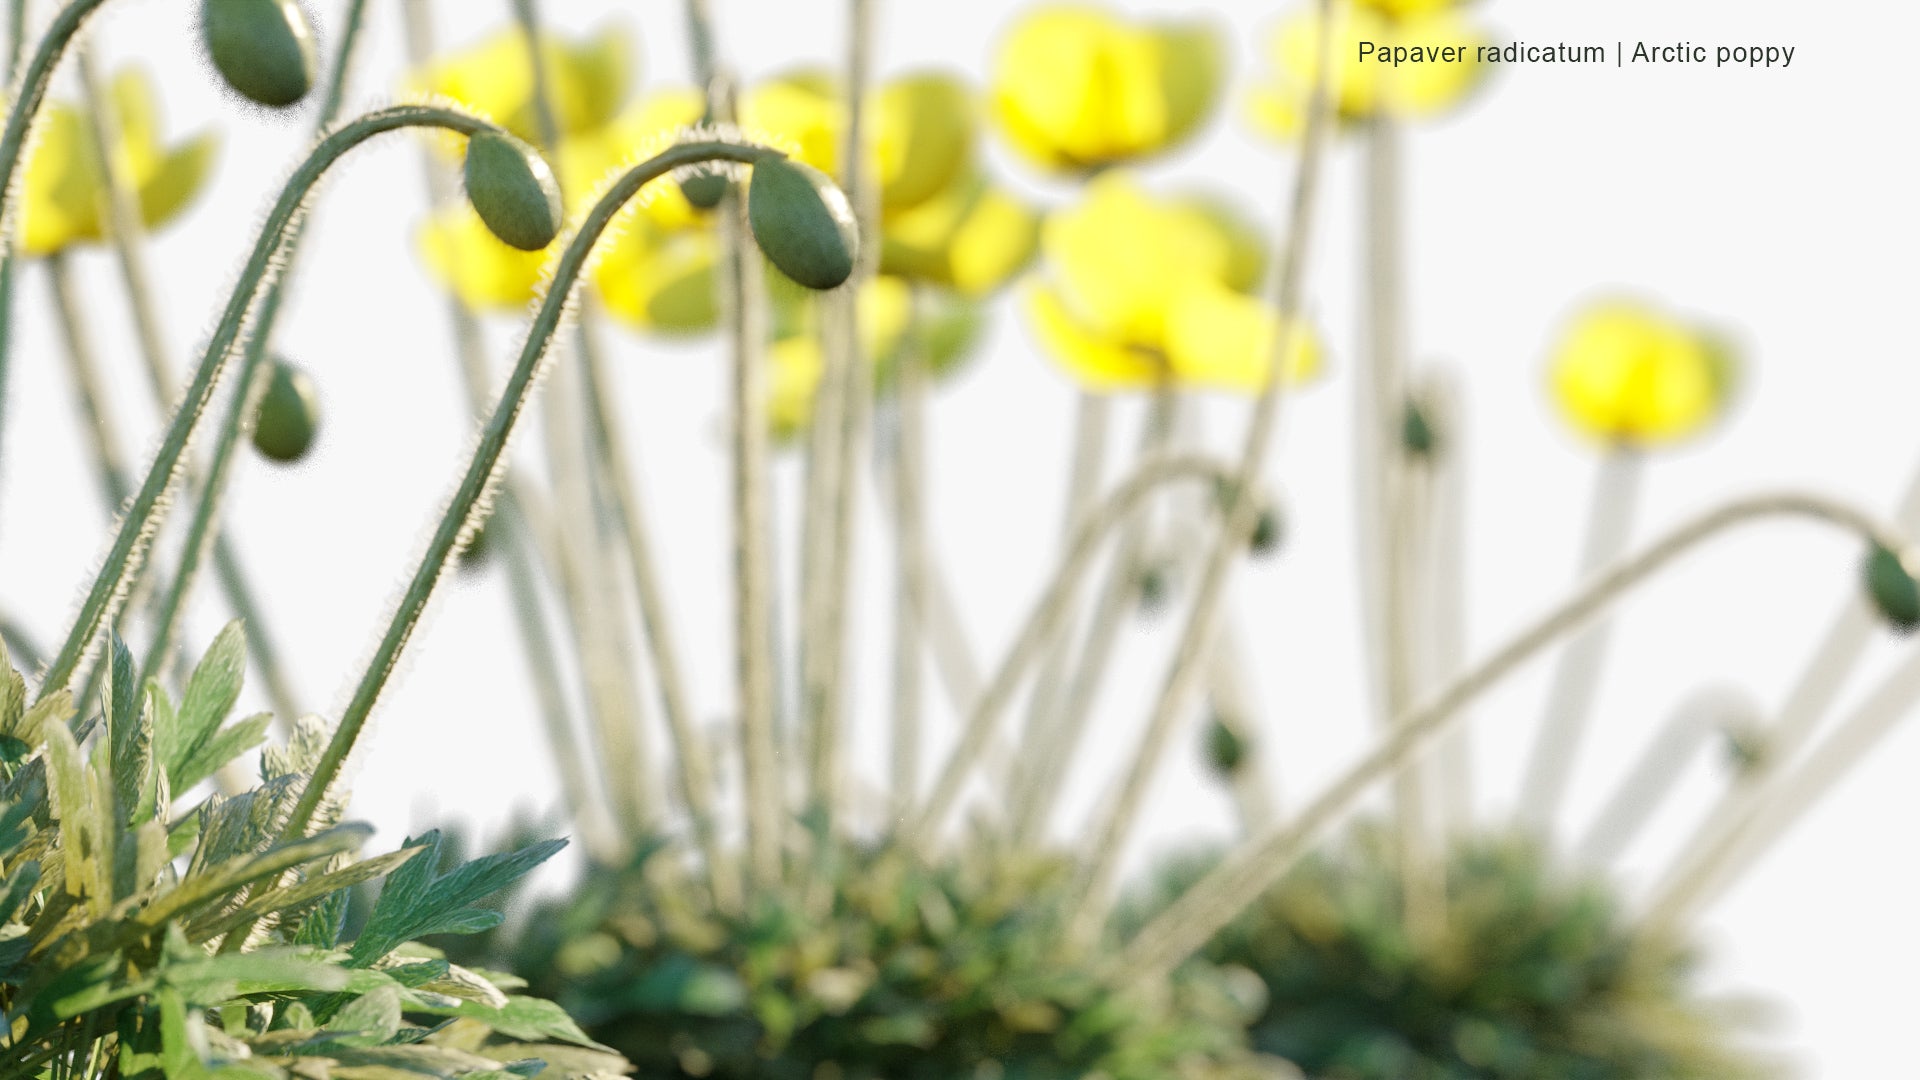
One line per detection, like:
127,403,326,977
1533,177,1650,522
1403,397,1438,458
251,359,320,463
201,0,318,108
748,157,858,291
1249,506,1284,558
680,170,730,210
1203,713,1248,778
463,132,563,252
1865,543,1920,634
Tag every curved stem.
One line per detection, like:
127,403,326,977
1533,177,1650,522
1064,0,1338,937
35,104,503,702
907,454,1250,848
1116,491,1911,981
278,138,786,843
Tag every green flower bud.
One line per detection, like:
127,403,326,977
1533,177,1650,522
251,359,320,463
1137,562,1173,615
464,132,564,252
1203,713,1248,778
457,520,495,574
201,0,318,108
1403,397,1438,458
680,170,730,210
748,158,858,291
1719,721,1768,776
1865,543,1920,633
1250,506,1284,557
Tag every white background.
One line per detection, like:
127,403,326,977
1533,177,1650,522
0,1,1913,1076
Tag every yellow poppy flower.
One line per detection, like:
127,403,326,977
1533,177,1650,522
1249,1,1488,137
407,23,630,146
594,220,719,334
1549,300,1736,447
16,67,217,256
1025,173,1321,393
990,4,1222,173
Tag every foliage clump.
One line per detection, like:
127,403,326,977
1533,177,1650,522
497,839,1288,1080
0,628,626,1080
1129,829,1766,1080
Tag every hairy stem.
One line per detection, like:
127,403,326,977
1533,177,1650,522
889,299,930,817
1117,491,1910,981
34,105,510,702
276,138,787,842
1574,687,1751,867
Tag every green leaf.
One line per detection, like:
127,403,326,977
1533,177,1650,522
348,833,564,966
324,984,403,1046
172,713,272,797
158,988,214,1080
104,636,160,831
198,845,424,943
171,624,247,770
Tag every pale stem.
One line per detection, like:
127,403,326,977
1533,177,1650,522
1116,491,1910,981
1646,647,1920,927
1517,449,1644,832
908,454,1249,849
1062,0,1339,940
277,138,787,844
1010,394,1172,847
724,189,783,893
511,0,664,836
1418,372,1473,834
888,300,931,818
0,0,41,520
1209,626,1275,835
1573,687,1751,867
1007,394,1110,825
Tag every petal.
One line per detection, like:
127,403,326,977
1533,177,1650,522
1171,193,1267,294
1023,283,1161,392
567,22,633,134
880,173,1039,296
1042,172,1227,345
18,104,101,254
594,219,719,334
137,131,218,232
1386,14,1491,118
767,336,825,443
1163,281,1322,392
417,203,549,311
742,70,844,175
875,72,975,215
108,67,162,173
858,275,913,361
990,6,1113,170
1151,18,1225,148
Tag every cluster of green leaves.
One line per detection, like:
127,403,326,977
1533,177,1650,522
1126,828,1765,1080
0,626,627,1080
495,839,1290,1080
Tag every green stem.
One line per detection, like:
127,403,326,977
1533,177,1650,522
107,0,367,709
277,138,785,843
34,105,507,703
1116,491,1912,981
0,0,37,517
888,296,929,816
398,0,618,863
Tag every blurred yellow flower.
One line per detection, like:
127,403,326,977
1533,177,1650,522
1250,1,1487,137
1351,0,1472,17
17,67,217,256
740,69,977,221
990,4,1222,173
416,202,548,311
881,174,1040,297
1548,300,1736,447
768,276,915,441
1024,173,1321,393
407,23,630,145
